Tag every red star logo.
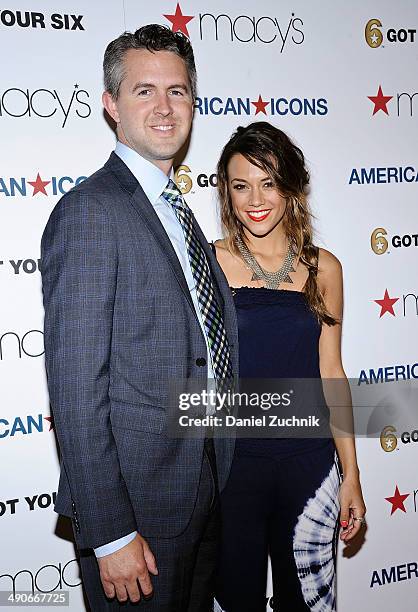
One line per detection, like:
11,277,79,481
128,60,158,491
164,3,194,37
385,485,410,515
28,173,50,196
368,85,393,116
374,289,399,317
251,95,269,115
44,416,54,431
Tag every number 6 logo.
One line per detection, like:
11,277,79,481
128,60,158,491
371,227,388,255
175,165,193,194
380,425,397,452
365,19,383,48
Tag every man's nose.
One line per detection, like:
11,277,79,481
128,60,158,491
154,93,173,116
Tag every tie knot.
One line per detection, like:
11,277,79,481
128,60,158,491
162,179,183,205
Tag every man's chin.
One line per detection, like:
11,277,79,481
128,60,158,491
148,145,185,162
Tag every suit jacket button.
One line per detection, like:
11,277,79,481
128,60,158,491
196,357,206,367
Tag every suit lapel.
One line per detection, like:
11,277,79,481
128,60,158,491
104,152,237,353
105,153,196,314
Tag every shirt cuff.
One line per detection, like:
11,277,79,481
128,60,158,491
94,531,137,558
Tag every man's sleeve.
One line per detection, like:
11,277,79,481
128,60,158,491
41,191,137,549
94,532,137,558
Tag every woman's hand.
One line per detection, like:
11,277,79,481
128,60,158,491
339,475,366,542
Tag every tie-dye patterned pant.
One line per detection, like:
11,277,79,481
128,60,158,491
215,440,341,612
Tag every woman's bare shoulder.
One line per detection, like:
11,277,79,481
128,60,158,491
213,238,239,272
317,247,343,295
213,238,231,259
317,247,342,276
213,238,228,251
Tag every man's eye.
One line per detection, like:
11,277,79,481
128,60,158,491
138,89,151,96
170,89,183,96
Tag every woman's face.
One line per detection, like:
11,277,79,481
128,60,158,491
227,153,287,238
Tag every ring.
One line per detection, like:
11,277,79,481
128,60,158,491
353,516,366,525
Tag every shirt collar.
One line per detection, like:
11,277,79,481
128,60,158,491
114,141,172,205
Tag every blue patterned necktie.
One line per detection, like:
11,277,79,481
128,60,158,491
162,179,233,383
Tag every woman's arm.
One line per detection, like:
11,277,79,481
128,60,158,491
318,248,366,542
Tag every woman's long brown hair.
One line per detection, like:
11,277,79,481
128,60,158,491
217,121,338,326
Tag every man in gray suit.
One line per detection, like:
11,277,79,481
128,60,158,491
41,24,238,611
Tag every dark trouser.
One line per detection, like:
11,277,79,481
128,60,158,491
77,439,220,611
215,441,340,612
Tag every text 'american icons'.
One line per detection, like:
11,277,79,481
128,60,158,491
358,361,418,385
0,173,87,197
0,413,53,440
370,561,418,588
194,95,327,117
349,166,418,185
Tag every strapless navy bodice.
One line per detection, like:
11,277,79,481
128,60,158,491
232,287,332,457
234,287,321,378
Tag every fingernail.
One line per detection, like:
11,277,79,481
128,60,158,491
341,520,348,527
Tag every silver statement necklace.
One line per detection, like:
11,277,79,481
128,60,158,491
235,235,296,290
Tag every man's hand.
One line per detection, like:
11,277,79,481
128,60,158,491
97,533,158,603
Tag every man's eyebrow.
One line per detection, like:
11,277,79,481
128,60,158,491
131,82,190,93
132,82,156,93
168,83,189,91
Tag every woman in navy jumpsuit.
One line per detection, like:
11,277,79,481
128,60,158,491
213,122,366,612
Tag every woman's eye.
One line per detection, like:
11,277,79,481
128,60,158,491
263,181,274,188
233,184,246,191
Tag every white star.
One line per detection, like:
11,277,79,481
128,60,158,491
376,240,385,251
178,178,188,192
385,438,393,449
371,33,379,45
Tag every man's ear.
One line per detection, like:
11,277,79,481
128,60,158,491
102,91,120,124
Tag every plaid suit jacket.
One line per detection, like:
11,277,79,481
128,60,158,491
41,153,239,549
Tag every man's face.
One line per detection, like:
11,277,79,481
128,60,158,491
103,49,193,173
